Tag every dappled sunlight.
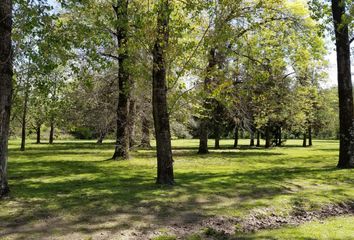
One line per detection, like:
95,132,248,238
1,140,353,239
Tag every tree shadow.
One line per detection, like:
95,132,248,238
0,141,350,240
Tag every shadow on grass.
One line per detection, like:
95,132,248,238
0,141,347,239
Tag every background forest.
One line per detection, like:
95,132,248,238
9,0,344,148
0,0,354,239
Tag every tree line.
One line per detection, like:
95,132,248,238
0,0,353,197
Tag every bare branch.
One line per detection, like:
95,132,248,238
167,23,211,91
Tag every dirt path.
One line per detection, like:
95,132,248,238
134,201,354,239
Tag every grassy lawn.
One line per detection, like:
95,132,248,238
0,139,353,239
237,216,354,240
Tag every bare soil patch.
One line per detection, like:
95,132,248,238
142,201,354,239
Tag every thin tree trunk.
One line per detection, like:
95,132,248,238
303,133,307,147
198,49,217,154
36,124,41,144
234,126,239,148
20,86,29,151
308,126,312,146
112,0,130,160
250,129,255,146
129,98,136,148
49,118,54,144
332,0,354,168
140,113,151,148
265,126,271,148
214,138,220,149
97,130,106,144
256,130,260,147
277,127,282,147
0,0,13,197
198,120,209,154
152,0,174,185
214,124,220,149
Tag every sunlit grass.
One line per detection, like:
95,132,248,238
237,216,354,240
1,139,353,239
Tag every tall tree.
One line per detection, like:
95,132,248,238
198,49,217,154
112,0,131,160
0,0,13,197
152,0,174,185
331,0,354,168
20,78,29,151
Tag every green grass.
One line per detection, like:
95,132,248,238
1,139,353,239
237,216,354,240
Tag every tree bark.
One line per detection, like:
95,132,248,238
20,86,29,151
36,124,41,144
250,129,255,147
49,118,54,144
0,0,13,197
332,0,354,168
152,0,174,185
303,133,307,147
198,120,209,154
198,49,217,154
97,130,106,144
233,126,239,148
308,126,312,147
265,126,271,148
277,127,282,147
140,113,151,148
256,130,260,147
112,0,130,160
214,123,220,149
129,98,136,148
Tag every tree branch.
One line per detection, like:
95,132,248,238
167,23,211,91
350,37,354,45
100,52,119,60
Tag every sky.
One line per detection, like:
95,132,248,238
326,50,338,87
326,45,354,88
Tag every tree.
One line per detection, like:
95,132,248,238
0,0,13,197
331,0,354,168
112,0,131,160
153,0,174,185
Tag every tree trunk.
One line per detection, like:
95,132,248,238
49,118,54,144
234,126,239,148
129,98,136,148
214,138,220,149
112,0,130,160
214,123,220,149
308,126,312,147
20,87,29,151
140,113,151,148
198,120,209,154
256,130,260,147
198,49,217,154
265,126,271,148
97,130,106,144
0,0,13,197
152,0,174,185
250,129,255,146
277,127,282,147
331,0,354,168
36,124,41,144
303,133,307,147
